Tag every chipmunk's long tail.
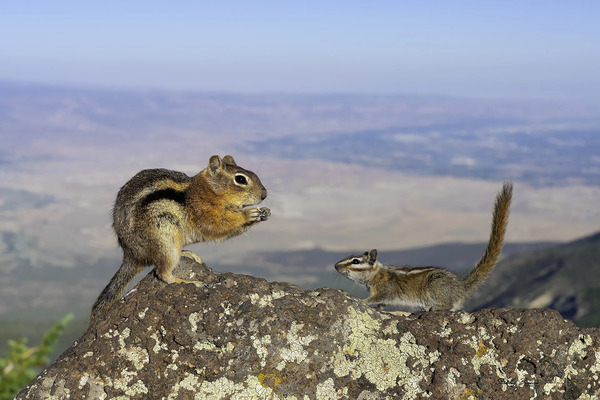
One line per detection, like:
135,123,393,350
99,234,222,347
89,258,142,323
463,182,512,294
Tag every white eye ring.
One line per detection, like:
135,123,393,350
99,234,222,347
235,174,248,185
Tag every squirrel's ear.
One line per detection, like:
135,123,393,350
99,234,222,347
368,249,378,264
223,155,237,166
208,155,224,176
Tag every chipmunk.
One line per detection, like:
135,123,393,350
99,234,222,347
90,155,270,321
335,182,512,311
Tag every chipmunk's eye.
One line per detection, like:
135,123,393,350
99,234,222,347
352,259,360,264
235,174,248,185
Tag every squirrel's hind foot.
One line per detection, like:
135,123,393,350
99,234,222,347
156,271,205,288
181,250,204,264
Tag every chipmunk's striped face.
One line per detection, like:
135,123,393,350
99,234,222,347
335,250,378,285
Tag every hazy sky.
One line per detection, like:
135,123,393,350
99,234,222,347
1,1,599,99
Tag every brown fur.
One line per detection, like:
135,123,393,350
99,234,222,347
90,155,270,322
335,182,512,311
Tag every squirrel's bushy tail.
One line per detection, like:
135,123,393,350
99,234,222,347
90,260,141,323
463,182,512,294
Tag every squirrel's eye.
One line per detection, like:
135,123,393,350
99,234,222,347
352,259,360,264
235,175,248,185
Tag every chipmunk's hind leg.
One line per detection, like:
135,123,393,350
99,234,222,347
181,250,203,264
364,293,389,310
154,234,204,287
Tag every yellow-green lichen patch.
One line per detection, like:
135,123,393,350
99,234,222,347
271,290,286,300
249,291,285,308
102,327,149,372
221,301,234,316
45,378,71,400
166,373,202,400
102,328,120,340
444,367,465,397
461,387,478,400
590,351,600,377
190,375,283,400
470,340,507,380
138,307,149,319
382,320,399,336
459,312,475,326
121,346,149,371
194,340,216,351
541,334,595,396
251,334,272,367
150,331,168,354
111,369,148,397
78,374,89,390
258,372,284,389
477,325,492,342
194,340,235,354
543,376,565,397
315,377,348,399
249,293,260,304
116,327,130,348
475,340,488,358
332,306,440,397
436,320,452,339
514,355,532,387
79,374,108,400
276,321,315,370
569,334,593,358
189,312,202,332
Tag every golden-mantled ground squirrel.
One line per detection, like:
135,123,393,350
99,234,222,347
90,155,270,321
335,182,512,311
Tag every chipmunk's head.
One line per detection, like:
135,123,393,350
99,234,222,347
335,249,379,285
201,155,268,209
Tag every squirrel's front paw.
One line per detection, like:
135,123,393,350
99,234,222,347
246,207,271,222
258,207,271,221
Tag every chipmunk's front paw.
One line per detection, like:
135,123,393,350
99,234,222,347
246,207,271,222
258,207,270,221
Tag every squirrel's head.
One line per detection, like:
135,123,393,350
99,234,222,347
334,249,379,285
200,155,267,209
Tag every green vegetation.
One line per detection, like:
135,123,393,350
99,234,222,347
0,314,73,400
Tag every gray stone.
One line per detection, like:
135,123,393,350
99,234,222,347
16,256,600,399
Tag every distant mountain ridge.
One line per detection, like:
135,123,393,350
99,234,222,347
245,241,559,272
241,125,600,187
466,231,600,327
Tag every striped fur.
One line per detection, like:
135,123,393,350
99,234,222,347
335,182,512,311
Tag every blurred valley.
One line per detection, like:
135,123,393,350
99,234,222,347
1,81,599,357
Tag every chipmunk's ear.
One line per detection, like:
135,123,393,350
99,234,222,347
223,155,237,166
368,249,378,265
208,155,224,176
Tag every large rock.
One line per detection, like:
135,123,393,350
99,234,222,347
16,256,600,399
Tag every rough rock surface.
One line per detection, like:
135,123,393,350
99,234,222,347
16,256,600,399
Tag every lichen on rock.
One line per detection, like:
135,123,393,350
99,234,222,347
16,256,600,399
